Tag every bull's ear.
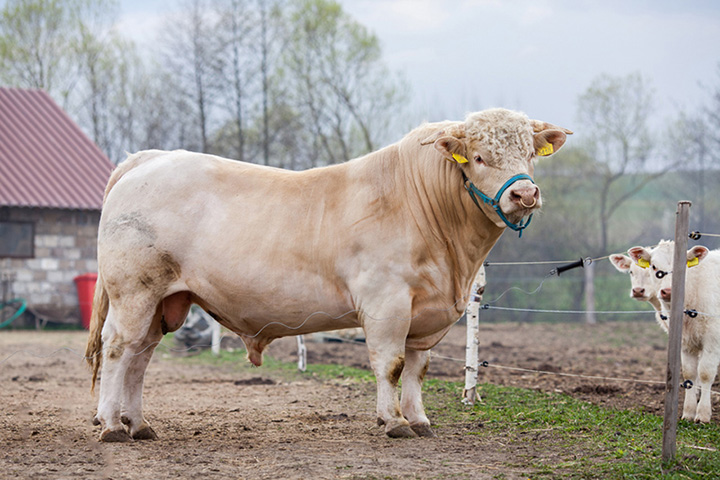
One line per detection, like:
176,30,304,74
534,129,569,157
530,120,573,134
420,123,466,145
609,254,632,272
627,246,650,267
687,246,709,267
432,136,467,163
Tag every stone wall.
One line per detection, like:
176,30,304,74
1,207,100,325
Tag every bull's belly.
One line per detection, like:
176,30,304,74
405,306,464,350
181,275,359,340
219,304,360,340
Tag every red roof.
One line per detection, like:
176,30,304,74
0,87,114,211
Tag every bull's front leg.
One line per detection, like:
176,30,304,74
363,309,416,438
400,348,435,437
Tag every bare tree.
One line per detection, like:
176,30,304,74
160,0,225,153
213,0,256,162
575,72,667,323
577,72,663,253
283,0,408,167
705,62,720,156
0,0,118,110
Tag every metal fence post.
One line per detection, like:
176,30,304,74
662,200,691,462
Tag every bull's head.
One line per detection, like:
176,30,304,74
421,109,572,234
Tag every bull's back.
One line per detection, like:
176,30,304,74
98,150,373,335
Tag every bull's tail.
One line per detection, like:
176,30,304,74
85,272,109,394
87,150,170,392
86,150,168,393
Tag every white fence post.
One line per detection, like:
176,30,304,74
296,335,307,372
462,266,486,405
662,200,691,462
211,319,221,356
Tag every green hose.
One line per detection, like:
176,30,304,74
0,298,27,328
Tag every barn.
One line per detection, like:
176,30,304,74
0,87,114,328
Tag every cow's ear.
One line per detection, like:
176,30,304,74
609,254,632,272
534,129,569,157
628,246,650,268
687,246,709,267
432,136,467,163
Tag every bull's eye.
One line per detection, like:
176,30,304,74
474,155,483,164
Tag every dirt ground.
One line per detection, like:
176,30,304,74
1,321,716,479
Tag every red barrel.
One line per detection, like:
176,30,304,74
74,273,98,329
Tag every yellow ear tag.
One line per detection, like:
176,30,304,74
537,143,554,156
637,258,650,269
687,257,699,268
451,153,468,163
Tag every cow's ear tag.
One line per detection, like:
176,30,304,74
537,143,554,156
451,153,468,163
687,257,699,268
637,258,650,269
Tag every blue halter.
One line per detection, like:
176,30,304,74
461,171,535,237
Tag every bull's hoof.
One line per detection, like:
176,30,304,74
100,428,133,443
132,425,158,441
386,424,418,438
410,423,436,437
92,416,100,426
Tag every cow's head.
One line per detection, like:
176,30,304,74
650,241,708,304
421,108,571,233
611,249,660,302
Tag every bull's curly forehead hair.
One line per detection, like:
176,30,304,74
463,108,534,160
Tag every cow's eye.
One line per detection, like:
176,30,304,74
474,155,483,164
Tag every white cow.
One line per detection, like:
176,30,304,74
649,241,720,423
610,243,668,332
85,108,571,441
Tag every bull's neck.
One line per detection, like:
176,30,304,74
396,152,505,293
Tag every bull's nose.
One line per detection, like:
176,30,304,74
660,288,672,301
509,185,540,209
632,287,645,297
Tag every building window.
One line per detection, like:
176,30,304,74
0,221,35,258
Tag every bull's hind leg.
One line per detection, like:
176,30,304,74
120,319,163,440
96,301,158,442
120,293,192,439
400,349,434,437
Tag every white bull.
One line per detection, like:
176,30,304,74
85,108,571,441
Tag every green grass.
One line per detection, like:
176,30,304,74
170,346,720,479
423,381,720,479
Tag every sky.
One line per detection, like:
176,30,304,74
116,0,720,136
